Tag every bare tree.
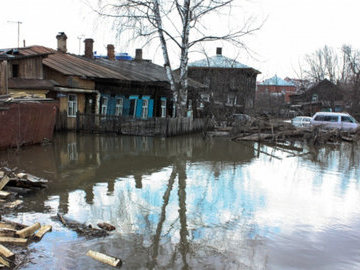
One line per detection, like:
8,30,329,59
92,0,261,116
304,45,338,83
341,45,360,114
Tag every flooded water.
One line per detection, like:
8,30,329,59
1,133,360,270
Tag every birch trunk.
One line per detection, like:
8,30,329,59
178,0,191,117
153,0,179,117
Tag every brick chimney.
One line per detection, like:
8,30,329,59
56,32,67,53
216,47,222,56
135,49,142,61
84,38,94,59
107,44,115,61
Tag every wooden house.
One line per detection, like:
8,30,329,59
289,79,344,115
187,47,260,116
88,48,205,119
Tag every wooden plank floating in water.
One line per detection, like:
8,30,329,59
0,176,9,191
0,244,14,260
0,191,10,199
0,237,28,245
86,250,122,267
4,200,23,209
34,225,52,240
16,222,40,238
97,222,116,231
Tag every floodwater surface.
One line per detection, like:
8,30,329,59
1,133,360,270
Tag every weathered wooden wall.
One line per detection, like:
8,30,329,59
188,67,258,110
65,113,207,137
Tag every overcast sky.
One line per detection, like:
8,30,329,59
1,0,359,80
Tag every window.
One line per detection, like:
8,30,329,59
161,98,167,118
314,115,338,122
201,94,210,102
101,97,108,115
12,64,19,78
67,94,77,117
312,94,318,102
341,116,355,123
142,99,149,118
115,98,123,116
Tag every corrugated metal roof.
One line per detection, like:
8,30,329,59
259,75,295,86
188,54,259,73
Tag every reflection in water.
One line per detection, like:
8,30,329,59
1,133,360,269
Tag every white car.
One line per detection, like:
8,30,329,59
291,116,312,127
310,112,359,131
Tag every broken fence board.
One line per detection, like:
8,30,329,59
0,244,14,260
16,222,41,238
0,223,15,230
86,250,122,267
0,237,28,245
0,176,9,191
34,225,52,240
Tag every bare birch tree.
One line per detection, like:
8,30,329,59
92,0,261,116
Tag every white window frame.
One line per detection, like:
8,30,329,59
67,94,77,117
115,97,123,116
101,97,108,115
142,99,149,119
161,98,167,118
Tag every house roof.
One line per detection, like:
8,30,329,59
2,45,205,88
259,75,295,86
188,54,260,73
91,58,206,88
11,46,130,81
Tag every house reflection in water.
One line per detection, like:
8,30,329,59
1,134,360,269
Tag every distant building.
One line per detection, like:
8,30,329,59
289,79,344,115
187,47,260,115
257,75,296,103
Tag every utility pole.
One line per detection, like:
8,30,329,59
7,21,23,48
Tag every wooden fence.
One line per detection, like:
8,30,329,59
72,113,208,137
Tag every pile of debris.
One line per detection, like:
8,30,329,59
0,218,52,268
230,118,360,146
0,167,48,214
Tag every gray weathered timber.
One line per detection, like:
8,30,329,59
74,113,207,137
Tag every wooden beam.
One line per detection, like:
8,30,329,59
16,222,40,238
34,225,52,240
0,237,27,245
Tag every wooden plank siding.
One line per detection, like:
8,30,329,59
74,113,207,137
